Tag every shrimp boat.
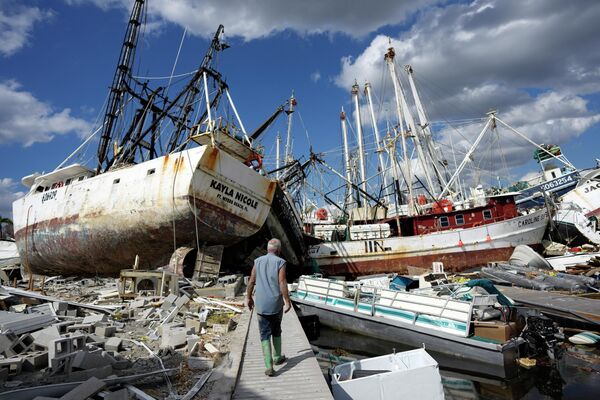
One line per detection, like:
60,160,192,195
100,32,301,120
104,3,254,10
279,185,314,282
306,47,549,276
12,1,277,276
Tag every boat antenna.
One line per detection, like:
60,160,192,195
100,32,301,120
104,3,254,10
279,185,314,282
96,0,146,174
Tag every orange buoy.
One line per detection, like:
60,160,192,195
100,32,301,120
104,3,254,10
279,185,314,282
458,239,464,247
485,234,492,242
316,208,328,220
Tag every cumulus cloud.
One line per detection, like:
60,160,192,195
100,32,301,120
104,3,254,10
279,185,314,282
65,0,440,40
0,3,53,56
0,80,92,146
335,0,600,176
0,178,23,219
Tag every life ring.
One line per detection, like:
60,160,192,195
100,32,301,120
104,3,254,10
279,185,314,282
244,152,263,170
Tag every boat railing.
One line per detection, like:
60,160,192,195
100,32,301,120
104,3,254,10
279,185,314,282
297,276,474,337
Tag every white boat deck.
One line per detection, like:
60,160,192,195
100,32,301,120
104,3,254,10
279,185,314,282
233,308,333,400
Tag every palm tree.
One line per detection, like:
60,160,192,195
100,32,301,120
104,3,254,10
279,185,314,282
0,216,13,240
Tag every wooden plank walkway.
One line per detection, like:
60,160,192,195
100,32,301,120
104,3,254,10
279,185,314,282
499,286,600,326
233,308,333,400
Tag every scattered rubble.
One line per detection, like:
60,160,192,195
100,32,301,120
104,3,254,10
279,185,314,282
0,270,246,399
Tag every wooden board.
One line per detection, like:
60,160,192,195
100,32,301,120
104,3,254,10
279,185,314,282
233,308,333,400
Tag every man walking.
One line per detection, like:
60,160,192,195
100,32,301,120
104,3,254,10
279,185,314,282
246,238,292,376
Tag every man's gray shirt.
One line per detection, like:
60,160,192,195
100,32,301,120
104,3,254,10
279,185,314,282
254,253,286,315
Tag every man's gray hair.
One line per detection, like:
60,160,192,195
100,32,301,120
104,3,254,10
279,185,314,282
267,238,281,253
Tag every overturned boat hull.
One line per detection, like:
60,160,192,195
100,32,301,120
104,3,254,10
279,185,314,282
13,145,276,276
309,209,549,276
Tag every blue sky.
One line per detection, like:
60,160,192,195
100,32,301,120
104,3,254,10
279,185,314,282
1,0,600,217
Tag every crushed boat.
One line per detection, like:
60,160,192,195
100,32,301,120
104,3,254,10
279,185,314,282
291,275,561,378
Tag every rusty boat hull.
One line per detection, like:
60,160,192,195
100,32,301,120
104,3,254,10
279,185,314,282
13,145,276,276
309,209,549,276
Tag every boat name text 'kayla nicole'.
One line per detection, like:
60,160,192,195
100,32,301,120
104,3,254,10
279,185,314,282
209,179,260,211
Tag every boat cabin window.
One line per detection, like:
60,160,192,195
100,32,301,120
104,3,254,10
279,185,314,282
113,178,120,184
78,176,85,181
483,210,493,220
455,214,464,225
551,171,556,178
439,216,449,228
147,168,155,176
65,178,72,186
36,186,44,193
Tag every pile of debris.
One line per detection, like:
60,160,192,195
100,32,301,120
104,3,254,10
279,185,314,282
0,269,246,399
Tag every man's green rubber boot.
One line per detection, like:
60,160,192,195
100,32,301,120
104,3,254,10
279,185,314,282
261,340,274,376
272,336,287,365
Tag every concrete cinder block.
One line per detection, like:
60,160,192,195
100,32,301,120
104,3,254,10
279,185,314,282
161,294,178,309
105,337,122,352
94,326,116,338
186,335,200,352
185,318,206,334
160,327,187,350
129,299,147,309
31,325,61,348
7,333,35,355
67,324,94,334
23,351,49,371
82,314,107,325
0,332,17,354
65,309,78,318
174,294,190,310
0,356,23,375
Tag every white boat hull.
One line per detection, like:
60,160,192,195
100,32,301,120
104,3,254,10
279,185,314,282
12,145,276,276
309,209,549,275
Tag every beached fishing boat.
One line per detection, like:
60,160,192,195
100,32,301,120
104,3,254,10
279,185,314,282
513,144,580,209
553,167,600,245
11,1,277,276
330,348,444,400
292,275,532,378
304,48,550,276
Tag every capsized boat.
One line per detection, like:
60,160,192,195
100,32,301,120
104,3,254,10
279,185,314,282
330,348,444,400
12,1,277,276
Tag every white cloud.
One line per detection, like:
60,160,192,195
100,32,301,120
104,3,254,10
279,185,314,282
310,71,321,83
0,80,92,146
334,0,600,174
0,178,23,219
65,0,440,40
0,3,53,56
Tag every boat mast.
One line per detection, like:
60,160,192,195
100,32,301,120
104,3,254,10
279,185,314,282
385,48,414,215
364,82,390,200
284,92,296,163
276,133,281,179
352,83,369,207
340,108,354,211
96,0,145,173
393,57,436,197
405,64,448,192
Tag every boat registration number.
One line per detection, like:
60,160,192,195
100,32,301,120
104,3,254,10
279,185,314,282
540,175,573,191
42,190,57,203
